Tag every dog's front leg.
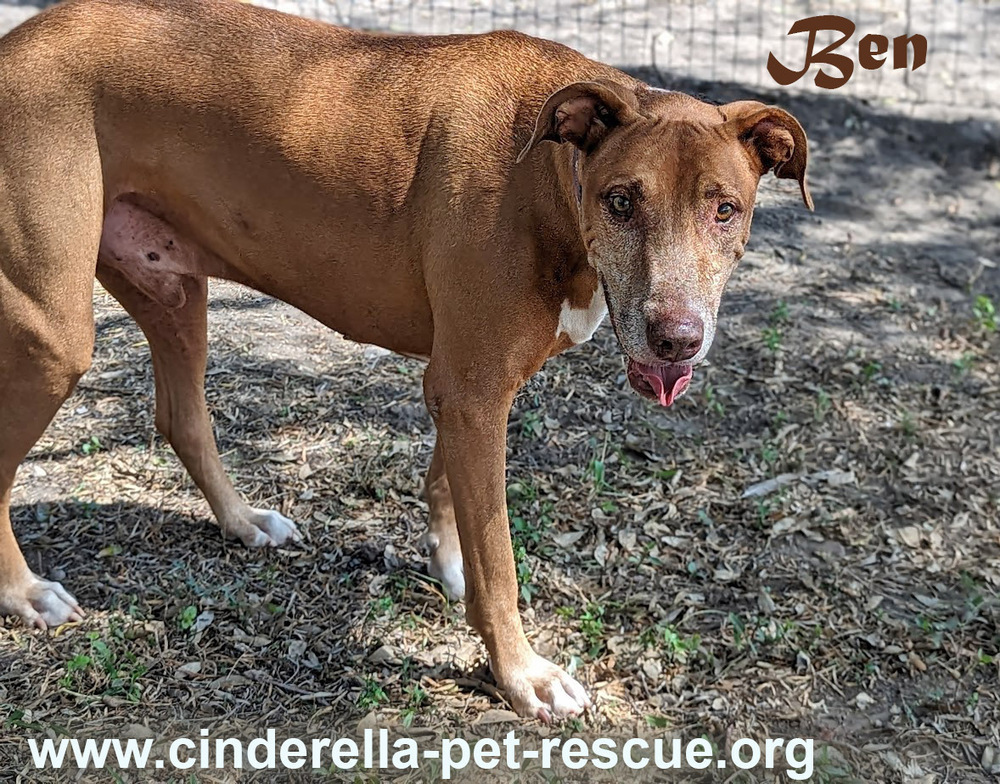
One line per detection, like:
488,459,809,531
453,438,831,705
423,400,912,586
423,359,591,721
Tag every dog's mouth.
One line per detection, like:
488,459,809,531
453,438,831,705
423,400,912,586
599,279,697,407
626,360,693,407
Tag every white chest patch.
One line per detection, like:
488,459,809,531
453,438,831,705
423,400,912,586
556,282,607,345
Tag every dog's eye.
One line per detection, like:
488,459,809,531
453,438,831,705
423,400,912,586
607,193,632,218
716,202,736,223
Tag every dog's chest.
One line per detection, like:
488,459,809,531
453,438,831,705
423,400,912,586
556,282,607,345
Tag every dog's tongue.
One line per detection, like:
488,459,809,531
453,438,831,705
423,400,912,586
627,360,693,407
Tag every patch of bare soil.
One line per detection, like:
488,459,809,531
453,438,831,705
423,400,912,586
1,81,998,782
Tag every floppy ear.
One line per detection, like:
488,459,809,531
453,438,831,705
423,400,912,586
721,101,813,211
516,80,641,163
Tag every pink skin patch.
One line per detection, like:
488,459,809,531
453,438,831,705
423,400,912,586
626,360,693,406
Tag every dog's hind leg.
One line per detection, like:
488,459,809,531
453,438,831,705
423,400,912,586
0,322,93,628
96,264,301,548
0,337,92,628
0,190,99,629
420,438,465,600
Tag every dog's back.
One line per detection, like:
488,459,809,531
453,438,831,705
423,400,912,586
0,0,625,269
1,0,614,157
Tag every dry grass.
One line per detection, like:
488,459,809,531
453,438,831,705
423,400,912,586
1,87,999,783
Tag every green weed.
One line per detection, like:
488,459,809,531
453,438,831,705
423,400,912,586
973,294,996,332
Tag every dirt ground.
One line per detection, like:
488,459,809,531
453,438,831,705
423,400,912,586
0,32,999,784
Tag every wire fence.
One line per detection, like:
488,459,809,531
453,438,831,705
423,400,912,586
258,0,1000,113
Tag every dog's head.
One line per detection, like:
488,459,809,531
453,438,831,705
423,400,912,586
519,82,812,406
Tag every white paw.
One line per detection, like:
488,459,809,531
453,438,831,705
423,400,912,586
230,509,302,547
0,571,84,630
421,532,465,600
250,509,302,547
496,653,591,722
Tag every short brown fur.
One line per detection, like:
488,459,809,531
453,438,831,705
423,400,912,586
0,0,810,719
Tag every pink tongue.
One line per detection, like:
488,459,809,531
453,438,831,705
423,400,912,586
627,360,693,407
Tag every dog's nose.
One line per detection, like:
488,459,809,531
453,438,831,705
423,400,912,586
647,313,704,363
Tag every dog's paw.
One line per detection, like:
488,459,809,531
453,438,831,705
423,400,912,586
496,653,591,722
0,571,84,630
243,508,302,548
420,532,466,600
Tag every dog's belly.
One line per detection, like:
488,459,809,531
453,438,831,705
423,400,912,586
97,199,435,357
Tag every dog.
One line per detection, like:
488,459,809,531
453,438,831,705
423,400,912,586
0,0,811,720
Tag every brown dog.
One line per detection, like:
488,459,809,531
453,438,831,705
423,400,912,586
0,0,811,720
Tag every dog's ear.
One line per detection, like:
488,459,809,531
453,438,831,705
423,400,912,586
721,101,813,211
517,81,640,163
